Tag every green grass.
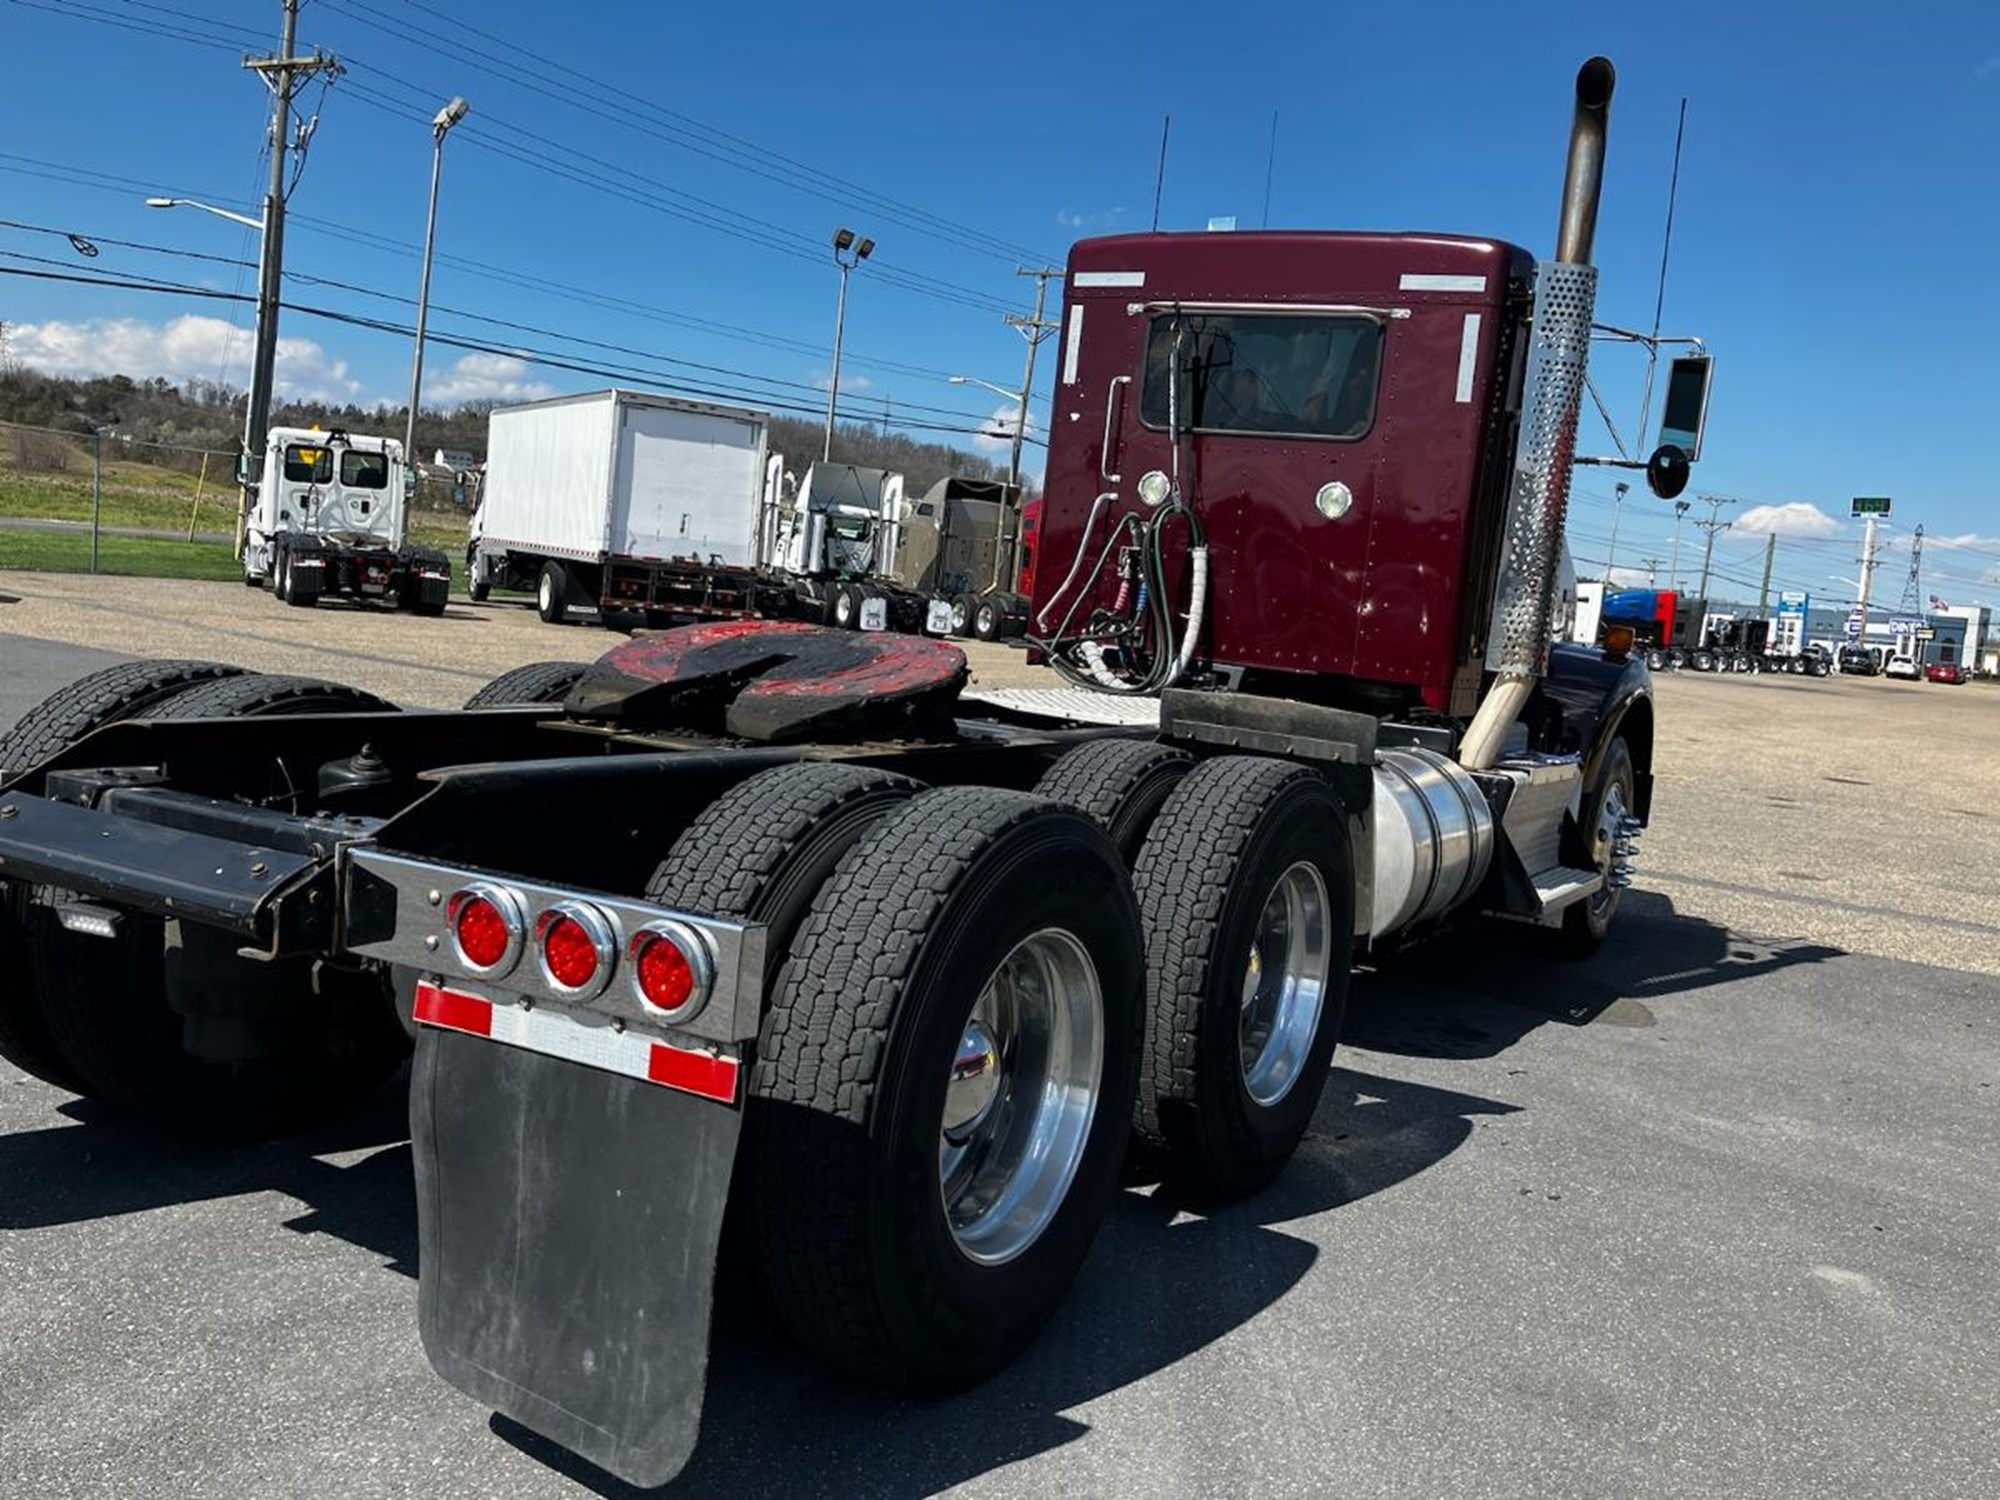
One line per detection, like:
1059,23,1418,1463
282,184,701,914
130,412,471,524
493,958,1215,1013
1,448,473,553
0,530,244,581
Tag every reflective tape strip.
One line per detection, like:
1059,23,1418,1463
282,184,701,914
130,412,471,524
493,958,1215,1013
1456,313,1482,403
413,982,492,1035
413,980,740,1104
1073,270,1144,288
1061,304,1084,385
1398,272,1487,293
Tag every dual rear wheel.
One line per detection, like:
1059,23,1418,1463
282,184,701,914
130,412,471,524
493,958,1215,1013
648,744,1354,1389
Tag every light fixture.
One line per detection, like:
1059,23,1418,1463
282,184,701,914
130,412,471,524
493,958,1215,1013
1315,481,1354,519
833,227,855,252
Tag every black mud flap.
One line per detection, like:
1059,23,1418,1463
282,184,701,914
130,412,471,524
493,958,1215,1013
410,1028,740,1487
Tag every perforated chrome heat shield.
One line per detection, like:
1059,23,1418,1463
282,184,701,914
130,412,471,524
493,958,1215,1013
1484,259,1599,675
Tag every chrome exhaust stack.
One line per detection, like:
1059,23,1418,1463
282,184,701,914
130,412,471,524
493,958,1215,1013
1458,57,1615,771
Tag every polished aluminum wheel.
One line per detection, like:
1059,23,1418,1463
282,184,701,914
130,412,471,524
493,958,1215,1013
1238,861,1331,1108
939,928,1103,1266
1585,777,1633,926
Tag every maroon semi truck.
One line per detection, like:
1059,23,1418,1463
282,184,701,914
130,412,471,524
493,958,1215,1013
0,59,1686,1486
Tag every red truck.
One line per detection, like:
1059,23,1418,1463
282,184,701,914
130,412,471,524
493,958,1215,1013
0,58,1687,1485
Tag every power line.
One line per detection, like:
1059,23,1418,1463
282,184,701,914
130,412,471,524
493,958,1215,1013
0,261,1043,445
333,0,1055,266
0,153,987,388
0,219,1009,425
15,0,1037,319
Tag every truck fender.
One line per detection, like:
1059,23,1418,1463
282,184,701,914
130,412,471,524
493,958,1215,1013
1541,644,1654,823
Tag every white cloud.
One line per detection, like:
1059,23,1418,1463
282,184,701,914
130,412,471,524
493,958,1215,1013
1926,532,2000,552
8,314,366,403
424,351,556,405
971,401,1035,453
813,370,873,394
1735,501,1840,538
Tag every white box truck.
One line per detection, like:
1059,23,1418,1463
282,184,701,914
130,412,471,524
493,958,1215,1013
467,390,787,625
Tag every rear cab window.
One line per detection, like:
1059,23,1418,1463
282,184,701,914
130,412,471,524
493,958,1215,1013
340,450,389,489
1140,312,1385,440
283,444,333,483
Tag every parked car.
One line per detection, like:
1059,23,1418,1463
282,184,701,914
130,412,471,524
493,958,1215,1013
1837,644,1879,676
1925,661,1966,685
1884,655,1922,680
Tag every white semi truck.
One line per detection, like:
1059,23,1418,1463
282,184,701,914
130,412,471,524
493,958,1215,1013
467,390,789,624
243,426,451,613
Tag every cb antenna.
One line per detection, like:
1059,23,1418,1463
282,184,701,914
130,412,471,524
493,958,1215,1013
1151,115,1171,232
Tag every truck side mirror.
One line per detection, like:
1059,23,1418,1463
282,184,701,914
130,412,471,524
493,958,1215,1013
1646,443,1690,499
404,470,418,501
1656,353,1714,462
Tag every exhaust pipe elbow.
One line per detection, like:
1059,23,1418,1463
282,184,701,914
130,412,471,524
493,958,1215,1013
1556,56,1616,266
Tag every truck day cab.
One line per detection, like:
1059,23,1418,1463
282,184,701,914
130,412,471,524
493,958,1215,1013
244,426,453,612
0,60,1689,1486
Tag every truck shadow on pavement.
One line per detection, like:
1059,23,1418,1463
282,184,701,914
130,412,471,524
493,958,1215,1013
0,1061,1511,1499
1346,889,1843,1061
494,1065,1518,1499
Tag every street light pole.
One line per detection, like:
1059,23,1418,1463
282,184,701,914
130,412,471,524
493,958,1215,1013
145,196,266,468
823,227,874,462
1605,479,1629,578
405,96,469,470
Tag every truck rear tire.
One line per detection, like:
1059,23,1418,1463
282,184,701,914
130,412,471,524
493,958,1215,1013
1131,756,1354,1201
1554,736,1636,959
829,583,862,630
949,593,976,636
1034,738,1194,863
537,561,570,625
26,672,407,1137
0,660,249,1092
972,596,1003,641
741,788,1143,1391
277,540,321,608
646,762,924,978
462,661,586,708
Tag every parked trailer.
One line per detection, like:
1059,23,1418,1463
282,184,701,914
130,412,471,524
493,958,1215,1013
242,427,451,613
467,389,787,625
0,60,1682,1487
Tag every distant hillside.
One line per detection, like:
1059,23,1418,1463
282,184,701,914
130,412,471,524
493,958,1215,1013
0,368,1023,495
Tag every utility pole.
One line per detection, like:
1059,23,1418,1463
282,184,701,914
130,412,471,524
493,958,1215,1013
990,267,1062,591
1757,532,1776,614
1691,492,1734,600
1667,500,1691,590
1898,523,1926,617
240,0,340,557
1638,557,1665,587
1855,513,1882,628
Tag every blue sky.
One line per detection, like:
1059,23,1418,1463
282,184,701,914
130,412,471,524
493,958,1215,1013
3,0,1997,609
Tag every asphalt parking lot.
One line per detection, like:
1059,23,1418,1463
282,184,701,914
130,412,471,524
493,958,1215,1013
1,573,1996,1498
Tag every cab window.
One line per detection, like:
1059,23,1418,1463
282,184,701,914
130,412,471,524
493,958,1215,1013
1140,312,1384,440
283,444,332,483
340,450,389,489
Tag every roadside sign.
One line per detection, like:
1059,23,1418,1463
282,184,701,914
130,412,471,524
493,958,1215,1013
1845,606,1865,637
1850,496,1893,518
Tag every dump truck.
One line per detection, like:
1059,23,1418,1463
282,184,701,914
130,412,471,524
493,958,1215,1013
466,389,788,625
241,426,451,613
0,59,1685,1486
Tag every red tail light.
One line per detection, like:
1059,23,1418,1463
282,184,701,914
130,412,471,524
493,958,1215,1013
628,921,713,1022
536,901,614,999
446,884,524,977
